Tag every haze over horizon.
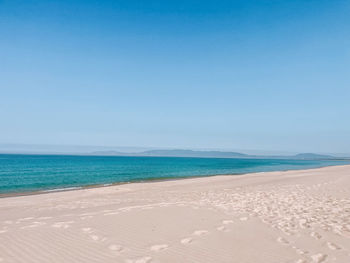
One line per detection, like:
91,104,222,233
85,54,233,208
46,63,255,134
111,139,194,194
1,143,350,157
1,0,349,153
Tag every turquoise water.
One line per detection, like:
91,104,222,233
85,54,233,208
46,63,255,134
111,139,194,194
0,154,348,194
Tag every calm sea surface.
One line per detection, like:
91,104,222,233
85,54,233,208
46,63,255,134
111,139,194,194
0,154,348,194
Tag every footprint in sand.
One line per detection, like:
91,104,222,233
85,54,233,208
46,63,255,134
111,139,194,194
109,244,124,252
89,234,106,242
150,244,169,251
277,237,289,244
295,248,308,255
81,228,106,242
310,232,322,239
82,227,93,233
217,226,229,232
311,253,327,263
52,221,74,229
181,237,193,244
193,230,208,236
90,234,100,241
222,220,234,225
126,256,152,263
299,219,309,229
326,242,341,250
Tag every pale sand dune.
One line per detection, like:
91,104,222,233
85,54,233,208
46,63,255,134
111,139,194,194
1,165,350,262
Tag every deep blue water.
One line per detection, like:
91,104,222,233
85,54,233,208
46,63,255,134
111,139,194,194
0,154,348,194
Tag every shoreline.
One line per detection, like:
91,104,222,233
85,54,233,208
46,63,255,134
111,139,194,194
1,162,349,199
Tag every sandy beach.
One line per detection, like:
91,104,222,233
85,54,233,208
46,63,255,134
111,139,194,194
0,165,350,263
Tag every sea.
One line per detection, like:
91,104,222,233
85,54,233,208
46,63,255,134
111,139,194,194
0,154,348,194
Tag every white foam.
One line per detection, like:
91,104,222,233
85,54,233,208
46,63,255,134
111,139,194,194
42,187,82,193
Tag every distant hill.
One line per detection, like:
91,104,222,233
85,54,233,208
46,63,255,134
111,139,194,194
140,149,249,158
292,153,334,159
90,151,126,156
89,149,336,160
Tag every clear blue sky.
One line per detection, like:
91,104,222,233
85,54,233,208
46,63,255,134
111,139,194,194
1,0,349,153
